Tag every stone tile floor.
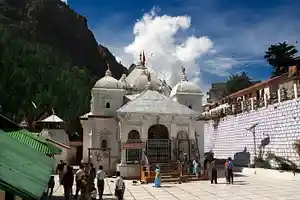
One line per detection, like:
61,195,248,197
52,173,300,200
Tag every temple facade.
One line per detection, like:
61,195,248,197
80,58,204,177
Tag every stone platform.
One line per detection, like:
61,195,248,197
52,172,300,200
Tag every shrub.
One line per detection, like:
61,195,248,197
293,140,300,158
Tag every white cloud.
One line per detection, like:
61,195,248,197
61,0,67,3
204,57,241,76
122,8,214,87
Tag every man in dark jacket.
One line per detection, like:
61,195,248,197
62,165,74,200
210,159,217,184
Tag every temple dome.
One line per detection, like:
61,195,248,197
170,67,202,97
94,68,121,89
125,67,161,91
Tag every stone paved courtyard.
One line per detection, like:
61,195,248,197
53,173,300,200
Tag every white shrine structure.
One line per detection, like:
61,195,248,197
39,110,69,146
80,56,204,177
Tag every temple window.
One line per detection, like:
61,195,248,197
105,102,110,108
101,139,107,149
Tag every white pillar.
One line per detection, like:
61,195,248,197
250,98,254,110
241,101,244,111
277,89,281,102
293,83,298,99
264,94,267,107
120,148,126,164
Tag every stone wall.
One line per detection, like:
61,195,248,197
204,98,300,167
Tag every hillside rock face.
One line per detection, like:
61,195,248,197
2,0,128,79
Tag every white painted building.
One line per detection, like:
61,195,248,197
80,60,204,177
38,112,70,146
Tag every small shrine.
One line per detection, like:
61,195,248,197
38,109,69,146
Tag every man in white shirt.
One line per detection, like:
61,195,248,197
74,164,85,199
96,165,106,200
115,171,125,200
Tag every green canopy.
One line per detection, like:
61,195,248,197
7,129,62,155
0,131,54,199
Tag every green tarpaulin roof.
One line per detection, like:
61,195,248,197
0,131,54,199
7,129,62,155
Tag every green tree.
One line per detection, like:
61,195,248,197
226,71,253,95
0,26,96,130
264,42,299,76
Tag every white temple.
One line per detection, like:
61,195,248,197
80,56,204,177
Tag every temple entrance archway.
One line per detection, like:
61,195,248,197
146,124,171,163
177,131,190,161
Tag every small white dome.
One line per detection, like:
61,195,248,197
170,67,202,97
94,68,121,89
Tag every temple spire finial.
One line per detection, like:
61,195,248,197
146,70,152,90
52,108,55,115
105,61,112,76
181,66,188,81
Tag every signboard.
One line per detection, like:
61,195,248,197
122,142,145,150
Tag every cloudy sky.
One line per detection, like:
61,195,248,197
67,0,300,96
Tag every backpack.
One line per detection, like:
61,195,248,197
227,161,233,169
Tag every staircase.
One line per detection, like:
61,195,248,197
150,162,209,183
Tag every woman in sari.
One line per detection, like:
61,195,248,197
153,165,161,187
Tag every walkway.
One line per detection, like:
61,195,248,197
53,173,300,200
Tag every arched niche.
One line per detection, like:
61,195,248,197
128,130,141,140
148,124,169,139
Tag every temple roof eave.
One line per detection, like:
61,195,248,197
117,111,201,120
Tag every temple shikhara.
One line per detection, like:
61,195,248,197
80,53,205,178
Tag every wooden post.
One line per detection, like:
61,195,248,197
88,148,91,164
108,149,111,169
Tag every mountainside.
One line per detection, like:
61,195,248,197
0,0,128,133
2,0,128,79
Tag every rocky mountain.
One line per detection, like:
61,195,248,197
2,0,128,79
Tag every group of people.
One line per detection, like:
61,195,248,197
49,160,125,200
209,157,234,184
191,156,234,184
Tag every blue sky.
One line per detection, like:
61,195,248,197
66,0,300,93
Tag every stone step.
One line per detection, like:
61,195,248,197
161,174,209,183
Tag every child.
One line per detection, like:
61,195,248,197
90,183,97,200
47,175,55,199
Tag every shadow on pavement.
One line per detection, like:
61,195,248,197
161,185,174,188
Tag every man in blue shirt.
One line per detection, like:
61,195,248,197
227,157,234,184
